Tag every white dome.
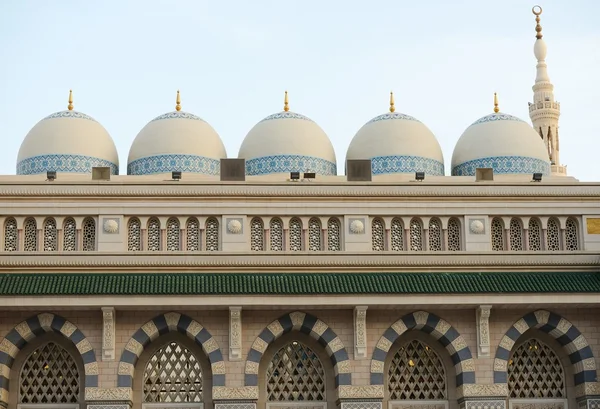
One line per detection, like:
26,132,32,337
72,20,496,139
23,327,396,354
127,111,227,175
346,112,445,175
17,110,119,175
238,111,337,176
451,112,551,176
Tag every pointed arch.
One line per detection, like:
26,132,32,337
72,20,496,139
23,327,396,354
0,313,99,405
244,311,351,387
370,311,475,387
117,312,225,389
493,310,596,387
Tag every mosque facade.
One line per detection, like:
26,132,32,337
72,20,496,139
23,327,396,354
1,6,599,409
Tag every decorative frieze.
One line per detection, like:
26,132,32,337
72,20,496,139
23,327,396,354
390,403,446,409
229,306,242,361
354,306,368,359
476,305,492,358
457,384,509,399
213,386,259,400
84,387,132,401
338,385,385,399
101,307,115,361
88,405,130,409
340,402,382,409
462,401,506,409
215,404,256,409
510,401,566,409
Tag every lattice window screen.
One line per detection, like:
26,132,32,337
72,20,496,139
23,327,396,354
289,218,302,251
24,217,38,251
428,218,442,251
372,218,385,251
143,341,203,403
266,341,326,401
19,342,80,404
546,218,561,251
508,339,565,398
251,217,264,251
565,218,579,251
43,218,58,251
509,218,524,251
327,218,341,251
128,218,142,251
409,218,423,251
82,217,96,251
63,218,77,251
4,217,18,251
166,217,181,251
388,339,447,400
205,218,219,251
148,217,161,251
391,218,404,251
491,218,505,251
270,218,284,251
308,218,322,251
447,218,461,251
528,219,542,251
186,218,200,251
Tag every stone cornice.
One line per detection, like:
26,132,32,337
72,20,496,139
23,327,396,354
0,252,598,271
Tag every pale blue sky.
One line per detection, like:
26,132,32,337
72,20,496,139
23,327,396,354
1,1,599,179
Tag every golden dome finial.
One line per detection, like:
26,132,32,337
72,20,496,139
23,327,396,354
284,90,289,112
493,92,500,113
68,89,74,111
175,90,181,111
389,91,396,113
533,5,543,39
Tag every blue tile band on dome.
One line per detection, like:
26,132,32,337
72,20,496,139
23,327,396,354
367,112,421,124
259,111,314,123
371,155,444,176
127,154,221,175
43,111,98,123
245,155,337,176
151,111,206,122
451,156,551,176
17,154,119,175
470,113,526,126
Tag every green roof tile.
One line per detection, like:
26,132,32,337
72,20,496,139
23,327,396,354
0,272,599,296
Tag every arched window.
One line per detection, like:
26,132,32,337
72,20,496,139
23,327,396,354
143,341,203,403
308,218,322,251
147,217,161,251
266,341,326,401
388,339,447,400
372,218,385,251
166,217,181,251
428,218,442,251
82,217,96,251
327,218,341,251
4,217,18,251
491,218,505,251
128,218,142,251
63,218,77,251
508,339,565,398
251,217,264,251
186,217,200,251
509,218,524,251
205,217,219,251
19,342,80,404
447,218,461,251
269,218,284,251
391,218,404,251
565,218,579,251
24,217,37,251
289,218,303,251
409,218,423,251
528,218,542,251
43,218,58,251
546,218,561,251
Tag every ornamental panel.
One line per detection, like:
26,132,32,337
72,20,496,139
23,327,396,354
43,218,58,251
565,218,579,251
372,218,385,251
428,218,442,251
327,218,341,251
308,218,322,251
447,218,461,251
4,217,18,251
409,218,423,251
270,218,284,251
491,218,505,251
509,218,524,251
186,218,200,251
147,217,161,251
205,218,219,251
528,219,542,251
251,218,265,251
289,218,303,251
128,218,142,251
166,217,181,251
24,217,38,251
546,219,560,251
391,218,404,251
63,217,77,251
82,217,96,251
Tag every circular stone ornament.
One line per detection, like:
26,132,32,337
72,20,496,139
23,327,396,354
103,219,119,234
350,219,365,234
227,219,243,234
469,219,485,234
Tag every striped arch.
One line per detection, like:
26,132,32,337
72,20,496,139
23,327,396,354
493,310,597,386
117,312,225,388
0,313,98,405
244,311,351,387
370,310,475,387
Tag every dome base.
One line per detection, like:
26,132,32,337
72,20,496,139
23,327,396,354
17,154,119,175
451,155,551,176
245,154,337,176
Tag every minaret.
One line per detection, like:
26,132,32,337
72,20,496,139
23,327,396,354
528,5,565,175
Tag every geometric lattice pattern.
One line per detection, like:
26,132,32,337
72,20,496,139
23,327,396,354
509,218,523,251
508,339,565,398
245,154,337,176
127,154,221,176
308,218,322,252
147,217,161,251
371,155,444,176
270,218,284,251
452,155,550,177
388,339,447,400
289,218,303,251
327,217,341,251
372,218,385,251
43,218,58,251
166,218,181,251
470,113,526,126
82,217,96,251
546,218,561,251
259,111,315,123
24,218,38,252
143,341,203,403
366,112,421,124
186,218,201,251
491,218,505,251
251,217,264,251
391,218,404,251
19,342,80,404
205,218,219,251
565,218,579,251
528,218,542,251
447,218,461,251
128,218,142,251
4,217,18,251
409,218,423,251
63,218,77,251
266,341,326,401
17,154,119,176
428,218,442,251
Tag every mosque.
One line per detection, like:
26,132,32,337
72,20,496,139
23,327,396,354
0,6,599,409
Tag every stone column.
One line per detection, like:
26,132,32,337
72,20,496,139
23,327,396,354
354,306,368,359
229,306,242,361
476,305,492,358
101,307,115,361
